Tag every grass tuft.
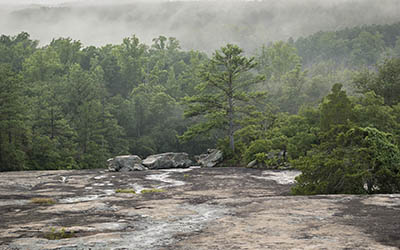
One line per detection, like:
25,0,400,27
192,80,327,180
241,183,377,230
140,188,166,194
31,198,56,205
115,189,136,194
44,227,75,240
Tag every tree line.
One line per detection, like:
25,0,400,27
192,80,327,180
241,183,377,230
1,22,400,194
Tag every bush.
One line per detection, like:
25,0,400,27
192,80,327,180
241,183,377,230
243,139,272,163
292,126,400,195
44,228,75,240
217,137,246,166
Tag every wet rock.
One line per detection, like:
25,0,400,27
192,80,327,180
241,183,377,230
247,160,257,168
107,155,146,172
1,168,400,249
120,163,147,172
142,152,193,169
196,149,223,168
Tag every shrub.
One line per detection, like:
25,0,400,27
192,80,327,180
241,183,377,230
292,126,400,194
44,228,75,240
243,139,272,163
115,189,136,194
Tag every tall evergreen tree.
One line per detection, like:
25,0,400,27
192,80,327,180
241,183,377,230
182,44,264,152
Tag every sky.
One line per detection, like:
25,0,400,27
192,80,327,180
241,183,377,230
0,0,373,5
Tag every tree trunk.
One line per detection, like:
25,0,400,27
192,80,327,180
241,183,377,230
228,76,235,152
228,103,234,151
50,107,54,140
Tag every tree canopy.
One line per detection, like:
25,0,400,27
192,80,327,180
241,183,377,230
1,24,400,194
181,44,265,152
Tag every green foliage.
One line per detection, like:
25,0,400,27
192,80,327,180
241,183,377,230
320,83,354,131
350,31,385,66
353,57,400,106
140,188,166,194
115,189,136,194
254,152,268,164
44,228,75,240
1,26,400,177
243,139,272,163
257,41,301,83
295,22,400,68
181,44,265,156
353,91,395,133
0,32,38,72
31,197,56,205
216,137,246,166
0,64,28,171
256,41,308,114
292,126,400,195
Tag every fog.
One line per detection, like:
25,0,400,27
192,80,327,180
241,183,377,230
1,0,400,52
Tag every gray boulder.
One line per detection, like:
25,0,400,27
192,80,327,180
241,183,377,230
196,149,223,168
107,155,147,172
142,152,193,169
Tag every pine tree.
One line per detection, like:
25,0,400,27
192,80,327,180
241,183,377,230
181,44,264,152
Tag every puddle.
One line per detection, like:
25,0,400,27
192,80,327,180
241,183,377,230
252,170,301,185
145,168,197,188
59,195,101,203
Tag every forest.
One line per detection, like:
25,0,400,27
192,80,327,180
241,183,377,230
1,21,400,194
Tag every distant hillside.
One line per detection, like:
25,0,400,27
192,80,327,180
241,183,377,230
294,22,400,67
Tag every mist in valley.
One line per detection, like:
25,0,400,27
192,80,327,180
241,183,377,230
1,0,400,52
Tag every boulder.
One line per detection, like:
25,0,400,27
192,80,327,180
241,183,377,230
196,149,223,168
119,163,148,172
142,152,193,169
107,155,147,172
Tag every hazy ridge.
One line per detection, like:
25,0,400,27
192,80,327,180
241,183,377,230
1,0,400,52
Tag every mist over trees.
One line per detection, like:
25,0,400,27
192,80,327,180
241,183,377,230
1,6,400,194
1,0,400,52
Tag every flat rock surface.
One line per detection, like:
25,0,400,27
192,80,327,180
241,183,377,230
0,167,399,250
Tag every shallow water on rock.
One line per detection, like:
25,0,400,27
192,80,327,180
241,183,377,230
251,170,301,185
59,195,101,203
2,167,399,250
146,168,195,188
